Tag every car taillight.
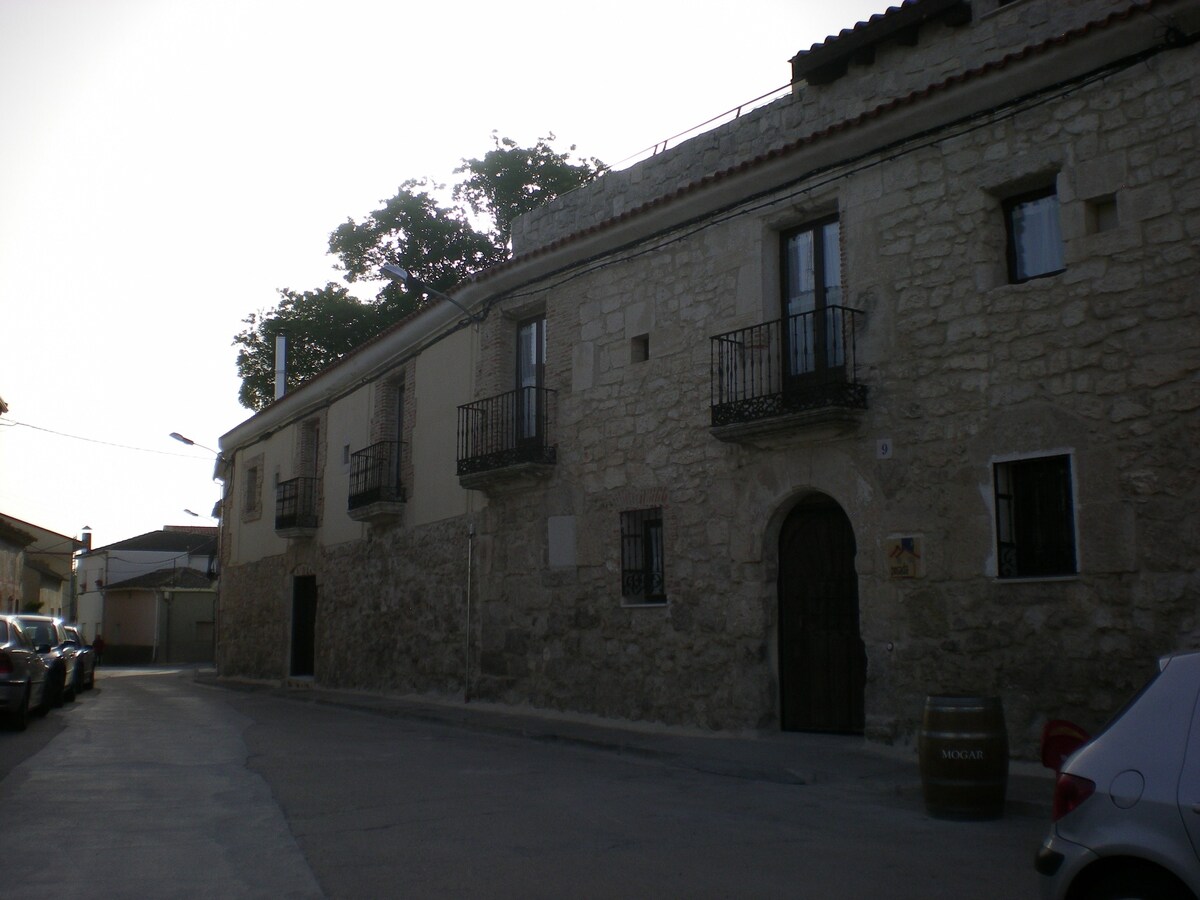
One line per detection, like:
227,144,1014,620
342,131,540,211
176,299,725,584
0,652,11,675
1052,772,1096,822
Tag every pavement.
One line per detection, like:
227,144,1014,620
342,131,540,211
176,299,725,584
192,668,1056,820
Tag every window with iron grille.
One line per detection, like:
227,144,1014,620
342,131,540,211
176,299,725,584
621,508,665,604
994,454,1077,578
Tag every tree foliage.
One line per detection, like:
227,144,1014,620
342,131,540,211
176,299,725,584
328,180,504,299
234,284,397,410
454,132,604,246
233,135,604,411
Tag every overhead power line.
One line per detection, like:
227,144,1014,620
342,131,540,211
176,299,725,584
0,419,205,457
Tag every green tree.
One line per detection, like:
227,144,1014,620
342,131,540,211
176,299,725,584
234,284,393,410
454,132,605,246
234,135,604,411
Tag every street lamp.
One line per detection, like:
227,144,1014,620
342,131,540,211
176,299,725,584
169,432,218,454
381,264,482,322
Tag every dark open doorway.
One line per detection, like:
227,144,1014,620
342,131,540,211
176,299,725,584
290,575,317,677
778,494,865,733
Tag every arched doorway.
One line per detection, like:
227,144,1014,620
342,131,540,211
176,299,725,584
778,493,865,733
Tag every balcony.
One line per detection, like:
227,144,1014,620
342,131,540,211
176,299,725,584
275,476,320,539
347,441,406,524
710,307,867,442
457,387,557,491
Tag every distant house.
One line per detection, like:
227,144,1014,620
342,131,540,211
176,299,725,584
0,519,30,614
216,0,1200,756
0,514,81,619
76,526,217,663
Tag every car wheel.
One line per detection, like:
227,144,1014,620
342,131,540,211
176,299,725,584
1077,863,1195,900
6,686,30,731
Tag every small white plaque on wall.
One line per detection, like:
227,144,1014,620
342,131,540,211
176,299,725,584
548,516,577,568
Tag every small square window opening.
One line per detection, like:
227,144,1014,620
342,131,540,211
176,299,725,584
631,334,650,363
1086,195,1119,234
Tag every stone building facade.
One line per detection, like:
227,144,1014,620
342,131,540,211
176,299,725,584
217,0,1200,756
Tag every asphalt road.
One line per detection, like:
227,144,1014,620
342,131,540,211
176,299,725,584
0,669,1047,898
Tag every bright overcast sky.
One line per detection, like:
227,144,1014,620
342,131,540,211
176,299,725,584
0,0,892,548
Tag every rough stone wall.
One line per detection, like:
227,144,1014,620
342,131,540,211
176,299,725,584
218,554,289,681
470,30,1200,752
317,516,469,694
219,516,470,693
216,0,1198,757
850,40,1200,748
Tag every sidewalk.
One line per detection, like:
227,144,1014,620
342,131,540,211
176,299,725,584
192,669,1055,819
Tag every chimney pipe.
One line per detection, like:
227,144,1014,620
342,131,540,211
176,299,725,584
274,332,287,401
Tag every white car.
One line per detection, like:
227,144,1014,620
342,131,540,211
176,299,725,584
1036,650,1200,900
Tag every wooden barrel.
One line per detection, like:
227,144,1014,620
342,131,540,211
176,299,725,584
918,695,1009,819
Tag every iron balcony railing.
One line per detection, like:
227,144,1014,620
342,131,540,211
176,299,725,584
457,387,557,477
275,476,320,531
710,306,866,427
348,441,406,510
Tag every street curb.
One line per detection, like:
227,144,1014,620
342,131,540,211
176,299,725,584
195,672,1053,818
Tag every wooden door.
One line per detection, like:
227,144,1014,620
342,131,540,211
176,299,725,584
778,495,865,733
290,575,317,677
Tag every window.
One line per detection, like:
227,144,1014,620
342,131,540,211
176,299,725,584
620,508,665,604
516,315,546,442
994,454,1077,578
243,464,261,517
1004,187,1064,283
299,419,321,476
781,217,844,376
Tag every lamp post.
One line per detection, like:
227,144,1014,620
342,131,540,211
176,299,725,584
382,263,481,701
169,432,218,454
381,264,482,322
168,432,223,671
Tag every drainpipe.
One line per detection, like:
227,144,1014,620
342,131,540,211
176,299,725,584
152,589,163,663
463,317,479,704
163,590,172,664
464,523,474,702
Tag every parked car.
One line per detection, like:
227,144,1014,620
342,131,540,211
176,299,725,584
13,615,78,707
1036,650,1200,900
62,625,95,692
0,615,51,730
